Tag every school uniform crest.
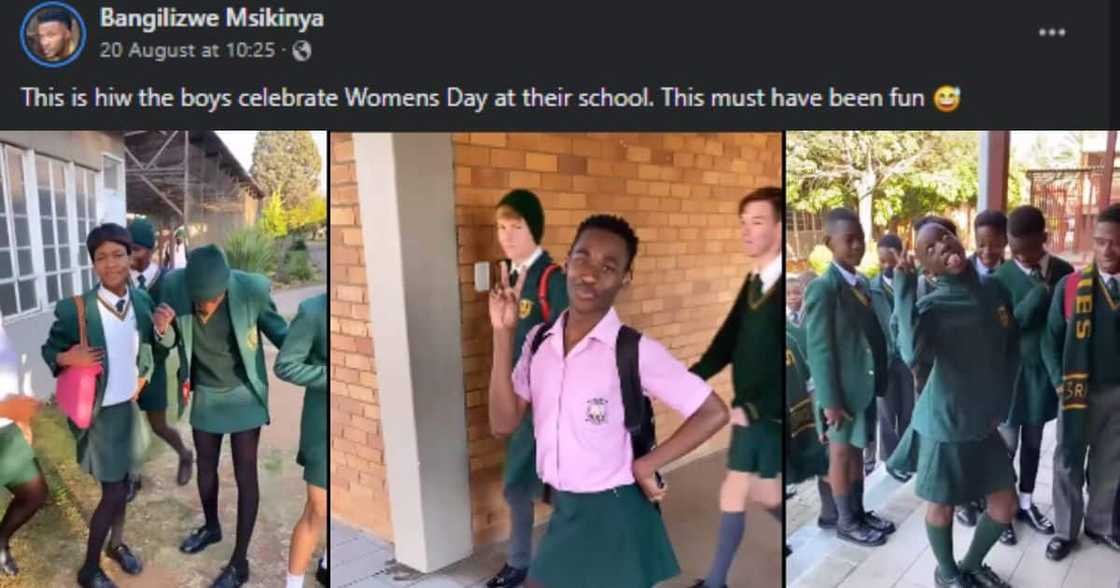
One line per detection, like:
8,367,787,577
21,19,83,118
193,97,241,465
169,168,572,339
519,299,533,319
246,329,259,351
995,305,1011,328
585,398,608,425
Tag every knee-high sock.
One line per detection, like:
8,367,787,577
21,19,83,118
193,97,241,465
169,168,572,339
926,521,958,579
503,483,535,569
961,515,1008,572
703,512,745,588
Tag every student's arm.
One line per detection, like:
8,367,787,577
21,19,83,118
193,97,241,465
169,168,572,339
803,279,842,410
689,284,743,379
41,298,102,377
1011,280,1051,332
489,326,530,437
1040,274,1069,388
275,302,327,389
257,290,289,349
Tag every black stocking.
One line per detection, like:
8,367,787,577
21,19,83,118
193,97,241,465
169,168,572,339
229,428,260,568
81,480,128,576
0,473,47,550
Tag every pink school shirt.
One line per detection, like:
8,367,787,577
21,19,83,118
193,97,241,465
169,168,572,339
512,308,713,493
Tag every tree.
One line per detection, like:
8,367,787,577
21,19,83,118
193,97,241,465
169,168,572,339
259,189,288,238
250,131,321,208
288,192,327,236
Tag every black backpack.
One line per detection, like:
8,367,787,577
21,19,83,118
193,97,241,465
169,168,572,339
528,319,663,507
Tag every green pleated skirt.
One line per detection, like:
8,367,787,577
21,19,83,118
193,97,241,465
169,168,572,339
887,427,1015,505
728,421,783,479
529,484,679,588
137,352,179,414
72,401,133,483
190,382,268,434
0,423,40,488
298,387,327,489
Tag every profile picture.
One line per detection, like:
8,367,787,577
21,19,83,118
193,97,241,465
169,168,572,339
21,2,85,67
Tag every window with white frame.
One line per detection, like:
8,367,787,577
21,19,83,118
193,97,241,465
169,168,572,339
75,167,96,291
0,147,39,317
37,155,76,304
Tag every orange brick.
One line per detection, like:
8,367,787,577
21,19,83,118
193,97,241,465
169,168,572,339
508,171,541,189
525,152,558,172
471,133,507,147
455,144,490,167
490,149,525,169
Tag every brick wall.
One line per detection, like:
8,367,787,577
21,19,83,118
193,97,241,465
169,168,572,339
328,132,392,540
453,132,782,544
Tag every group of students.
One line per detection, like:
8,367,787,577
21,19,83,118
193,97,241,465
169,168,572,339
0,219,326,588
482,187,783,588
785,204,1120,587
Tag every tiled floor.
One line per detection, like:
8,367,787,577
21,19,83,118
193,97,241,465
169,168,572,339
786,420,1120,588
330,451,782,587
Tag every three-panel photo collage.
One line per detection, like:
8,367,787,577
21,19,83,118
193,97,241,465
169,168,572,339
1,130,1117,587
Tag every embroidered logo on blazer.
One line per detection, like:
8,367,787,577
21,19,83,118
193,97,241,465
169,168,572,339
586,398,608,425
519,299,533,319
247,329,259,351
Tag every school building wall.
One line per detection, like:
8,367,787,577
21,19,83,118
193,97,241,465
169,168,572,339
328,132,782,551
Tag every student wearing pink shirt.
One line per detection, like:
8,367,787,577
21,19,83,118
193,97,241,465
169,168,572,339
488,215,729,588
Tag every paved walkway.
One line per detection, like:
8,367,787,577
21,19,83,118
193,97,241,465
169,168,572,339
786,420,1120,588
331,451,782,587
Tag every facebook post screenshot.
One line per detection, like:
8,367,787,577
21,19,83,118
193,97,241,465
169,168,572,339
3,2,1120,588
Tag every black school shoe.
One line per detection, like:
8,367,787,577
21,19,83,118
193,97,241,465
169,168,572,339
211,562,249,588
0,546,18,576
962,562,1011,588
934,567,977,588
485,564,528,588
1045,537,1075,561
861,510,896,535
837,522,887,546
315,558,327,586
1084,529,1120,552
180,526,223,554
77,567,118,588
687,581,726,588
998,525,1017,546
106,544,143,575
956,502,981,527
1016,504,1054,534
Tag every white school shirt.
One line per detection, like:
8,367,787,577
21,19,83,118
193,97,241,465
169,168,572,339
130,263,160,290
96,287,140,407
758,254,782,294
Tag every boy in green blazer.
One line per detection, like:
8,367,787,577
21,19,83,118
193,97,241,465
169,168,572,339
44,224,156,587
887,219,1019,588
154,244,288,588
804,208,893,547
126,218,192,501
1040,204,1120,561
972,210,1008,279
486,189,568,588
275,294,327,588
991,206,1072,546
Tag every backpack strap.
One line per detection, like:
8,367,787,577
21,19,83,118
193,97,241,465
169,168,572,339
538,264,561,323
616,324,664,511
1063,270,1082,321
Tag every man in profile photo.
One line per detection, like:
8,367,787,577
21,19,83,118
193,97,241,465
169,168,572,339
33,9,77,62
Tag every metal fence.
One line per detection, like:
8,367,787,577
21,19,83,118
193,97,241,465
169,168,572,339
1027,168,1120,255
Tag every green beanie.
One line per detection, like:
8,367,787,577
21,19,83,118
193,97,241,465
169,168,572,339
128,219,156,250
186,244,231,302
497,189,544,244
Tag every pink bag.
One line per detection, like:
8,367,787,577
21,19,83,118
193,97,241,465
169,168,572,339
56,296,101,429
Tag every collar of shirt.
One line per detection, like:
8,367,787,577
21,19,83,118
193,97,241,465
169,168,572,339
832,261,860,286
98,286,129,308
543,307,623,357
758,254,782,293
130,263,159,286
1013,253,1050,277
1099,269,1119,285
973,255,990,276
512,247,544,277
882,273,893,288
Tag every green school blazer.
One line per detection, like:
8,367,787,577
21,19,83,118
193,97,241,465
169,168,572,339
803,263,884,413
41,288,156,441
157,269,289,420
131,267,173,412
274,294,327,466
869,273,899,361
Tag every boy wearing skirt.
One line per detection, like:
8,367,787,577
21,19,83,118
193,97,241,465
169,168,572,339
43,224,155,587
488,215,729,588
804,208,894,547
688,188,784,588
887,220,1019,588
126,218,193,500
155,245,288,587
275,293,327,588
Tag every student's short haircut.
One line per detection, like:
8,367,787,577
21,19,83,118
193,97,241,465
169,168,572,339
877,234,903,251
572,214,640,270
825,208,861,232
913,215,957,236
1098,203,1120,225
975,209,1009,234
38,9,72,27
1006,206,1046,238
739,187,784,220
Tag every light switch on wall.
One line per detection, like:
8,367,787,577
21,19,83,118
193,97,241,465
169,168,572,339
474,261,490,293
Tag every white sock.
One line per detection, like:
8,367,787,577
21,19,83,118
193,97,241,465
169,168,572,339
320,549,328,569
286,573,304,588
1019,492,1032,511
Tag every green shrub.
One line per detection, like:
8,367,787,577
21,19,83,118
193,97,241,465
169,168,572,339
225,227,278,275
279,249,317,283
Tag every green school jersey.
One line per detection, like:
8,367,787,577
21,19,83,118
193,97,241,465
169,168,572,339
895,268,1019,442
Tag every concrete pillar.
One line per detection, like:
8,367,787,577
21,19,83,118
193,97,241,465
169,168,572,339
351,133,473,572
978,131,1011,212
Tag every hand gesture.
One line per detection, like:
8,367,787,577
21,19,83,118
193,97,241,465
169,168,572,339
60,344,104,368
730,406,751,427
633,456,666,503
153,303,176,334
896,251,918,275
824,406,852,431
488,261,526,332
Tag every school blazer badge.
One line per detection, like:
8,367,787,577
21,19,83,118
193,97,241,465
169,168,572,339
586,398,608,425
247,329,259,351
519,299,533,319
